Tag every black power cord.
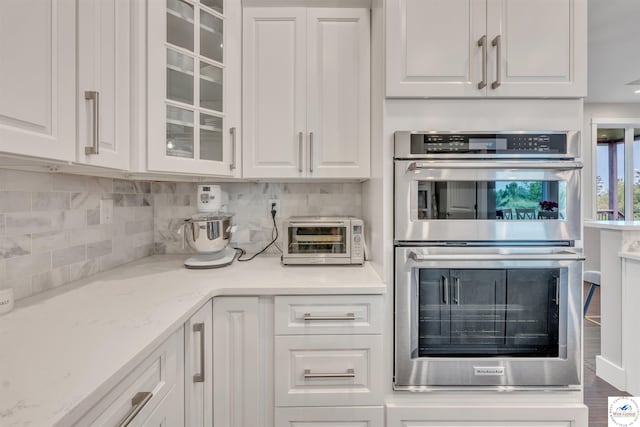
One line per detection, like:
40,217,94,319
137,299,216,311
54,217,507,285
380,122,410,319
234,204,279,262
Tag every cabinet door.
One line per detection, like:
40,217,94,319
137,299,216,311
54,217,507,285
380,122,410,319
386,0,486,97
485,0,587,97
147,0,241,176
449,269,506,345
243,8,307,179
307,9,370,179
0,0,75,161
185,301,212,427
77,0,130,170
213,297,274,427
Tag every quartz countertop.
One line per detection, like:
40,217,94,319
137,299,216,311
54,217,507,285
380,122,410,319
584,220,640,231
0,255,385,427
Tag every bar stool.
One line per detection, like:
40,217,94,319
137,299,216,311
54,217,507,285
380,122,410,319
583,270,601,325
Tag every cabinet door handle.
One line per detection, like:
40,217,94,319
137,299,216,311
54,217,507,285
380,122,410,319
304,368,355,379
477,35,487,89
309,131,314,173
229,127,237,170
442,276,449,304
84,91,100,155
303,312,356,321
117,391,153,427
298,131,304,173
491,35,502,89
193,322,205,383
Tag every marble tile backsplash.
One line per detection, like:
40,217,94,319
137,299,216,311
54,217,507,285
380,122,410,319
153,182,363,255
0,170,154,301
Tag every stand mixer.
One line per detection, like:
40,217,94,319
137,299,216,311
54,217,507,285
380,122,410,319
183,185,237,269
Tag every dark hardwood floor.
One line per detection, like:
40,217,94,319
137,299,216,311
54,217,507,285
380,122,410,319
583,282,630,426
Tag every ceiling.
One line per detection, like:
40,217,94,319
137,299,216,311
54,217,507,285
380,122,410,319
587,0,640,103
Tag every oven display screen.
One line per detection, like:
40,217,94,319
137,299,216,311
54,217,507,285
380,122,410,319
469,138,507,151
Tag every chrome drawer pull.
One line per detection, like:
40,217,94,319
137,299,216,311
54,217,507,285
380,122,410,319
304,368,355,379
118,391,153,427
303,313,356,321
193,322,205,383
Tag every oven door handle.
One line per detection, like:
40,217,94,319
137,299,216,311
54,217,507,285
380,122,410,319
407,161,583,171
407,252,584,262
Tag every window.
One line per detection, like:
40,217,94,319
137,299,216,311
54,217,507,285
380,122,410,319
594,124,640,220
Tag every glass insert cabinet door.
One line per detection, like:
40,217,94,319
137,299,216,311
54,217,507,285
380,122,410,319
418,268,560,357
146,0,240,176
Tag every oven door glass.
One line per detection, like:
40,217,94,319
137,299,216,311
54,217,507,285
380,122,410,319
395,161,582,242
419,268,559,357
287,224,348,255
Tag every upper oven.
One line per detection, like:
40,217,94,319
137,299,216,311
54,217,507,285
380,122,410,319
394,131,582,244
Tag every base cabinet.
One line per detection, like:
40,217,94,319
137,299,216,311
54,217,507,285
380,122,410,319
275,407,384,427
387,405,589,427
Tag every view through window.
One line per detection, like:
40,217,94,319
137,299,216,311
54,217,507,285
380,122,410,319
595,127,640,220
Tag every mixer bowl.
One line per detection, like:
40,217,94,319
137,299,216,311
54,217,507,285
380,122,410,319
184,214,233,253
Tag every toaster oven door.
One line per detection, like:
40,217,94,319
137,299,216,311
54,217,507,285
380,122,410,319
285,221,351,260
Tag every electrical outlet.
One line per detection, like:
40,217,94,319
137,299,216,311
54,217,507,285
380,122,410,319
100,199,113,224
268,198,280,217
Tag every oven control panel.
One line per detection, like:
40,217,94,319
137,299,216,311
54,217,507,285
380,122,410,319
408,133,568,155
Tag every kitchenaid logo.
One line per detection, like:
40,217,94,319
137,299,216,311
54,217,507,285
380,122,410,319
474,366,505,376
0,299,10,306
609,397,640,426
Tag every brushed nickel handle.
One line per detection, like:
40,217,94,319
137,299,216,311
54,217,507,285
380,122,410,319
193,322,205,383
303,313,356,321
477,35,487,89
84,91,100,155
453,277,460,305
442,276,449,304
298,131,304,173
309,131,314,173
491,35,502,90
118,391,153,427
304,368,355,379
229,127,237,170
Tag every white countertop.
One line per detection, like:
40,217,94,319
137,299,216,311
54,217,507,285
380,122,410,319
0,255,385,427
584,220,640,231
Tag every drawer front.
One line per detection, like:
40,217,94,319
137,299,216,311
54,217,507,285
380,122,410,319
73,329,183,427
274,295,384,335
275,406,384,427
275,335,383,407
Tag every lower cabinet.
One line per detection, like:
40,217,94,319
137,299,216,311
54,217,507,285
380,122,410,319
73,329,184,426
184,301,213,427
213,296,274,427
387,405,589,427
275,407,384,427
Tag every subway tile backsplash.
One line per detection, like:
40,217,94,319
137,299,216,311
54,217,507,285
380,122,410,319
0,169,363,302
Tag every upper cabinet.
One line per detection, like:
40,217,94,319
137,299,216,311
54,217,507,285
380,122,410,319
386,0,587,98
0,0,76,161
76,0,131,170
146,0,241,176
243,8,370,179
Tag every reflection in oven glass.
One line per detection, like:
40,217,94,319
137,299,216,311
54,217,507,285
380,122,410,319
288,226,347,254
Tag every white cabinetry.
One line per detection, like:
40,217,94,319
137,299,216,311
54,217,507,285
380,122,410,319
146,0,241,176
213,297,274,427
273,295,384,427
77,0,131,170
72,329,185,426
185,301,213,427
386,0,587,98
243,8,370,179
0,0,76,161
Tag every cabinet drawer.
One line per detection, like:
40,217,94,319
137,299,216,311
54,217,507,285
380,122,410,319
275,335,383,407
274,295,384,335
73,329,183,426
275,406,384,427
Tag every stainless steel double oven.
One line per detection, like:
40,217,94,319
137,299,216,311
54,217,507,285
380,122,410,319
394,131,584,390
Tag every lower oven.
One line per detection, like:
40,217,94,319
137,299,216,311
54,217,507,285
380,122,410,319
394,246,583,390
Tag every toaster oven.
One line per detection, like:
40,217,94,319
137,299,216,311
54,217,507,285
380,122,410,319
282,217,365,265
